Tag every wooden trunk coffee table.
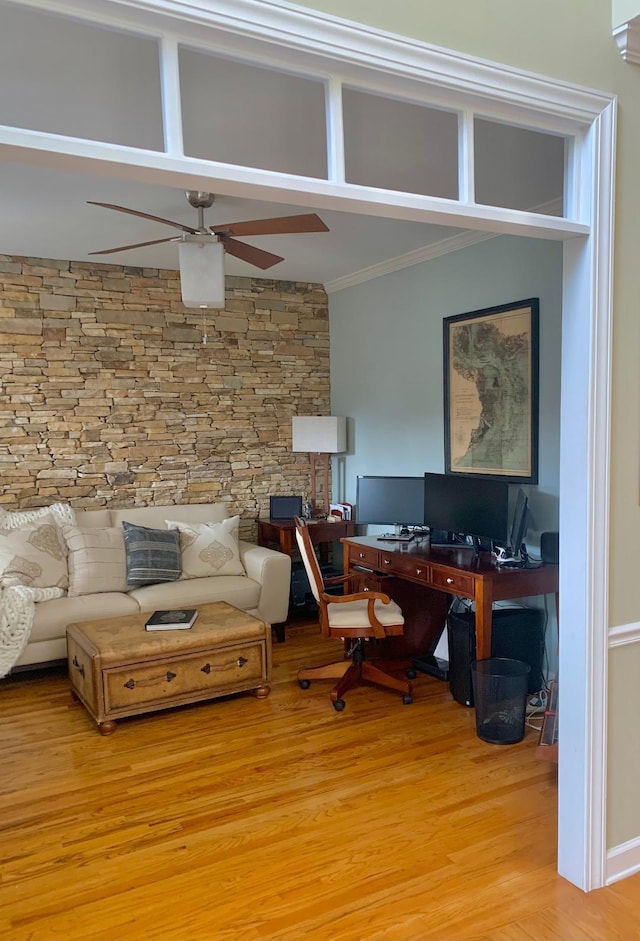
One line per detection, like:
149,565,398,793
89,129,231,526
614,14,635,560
67,601,271,735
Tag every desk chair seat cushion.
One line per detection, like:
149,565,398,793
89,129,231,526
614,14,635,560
327,597,404,629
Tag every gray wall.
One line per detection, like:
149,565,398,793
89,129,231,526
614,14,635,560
329,234,563,679
329,235,563,542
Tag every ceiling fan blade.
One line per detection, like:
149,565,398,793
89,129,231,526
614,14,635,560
222,237,284,270
87,201,198,234
212,213,329,237
88,236,176,256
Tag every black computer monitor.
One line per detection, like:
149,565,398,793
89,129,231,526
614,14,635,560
423,472,510,545
356,476,425,528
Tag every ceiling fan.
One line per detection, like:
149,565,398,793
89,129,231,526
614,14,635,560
87,190,329,271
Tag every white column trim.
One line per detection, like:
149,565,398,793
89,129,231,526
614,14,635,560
325,77,346,185
557,99,616,891
458,109,475,205
158,36,185,156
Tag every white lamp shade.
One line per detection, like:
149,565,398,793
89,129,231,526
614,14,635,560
292,416,347,453
178,238,226,308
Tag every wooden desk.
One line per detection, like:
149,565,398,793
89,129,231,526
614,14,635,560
258,518,355,561
342,535,559,660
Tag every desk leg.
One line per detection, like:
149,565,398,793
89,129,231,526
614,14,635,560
279,531,294,555
475,584,493,660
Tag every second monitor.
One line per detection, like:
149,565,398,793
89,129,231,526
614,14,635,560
356,475,425,530
423,472,510,547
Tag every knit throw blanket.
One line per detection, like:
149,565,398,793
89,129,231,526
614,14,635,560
0,503,75,678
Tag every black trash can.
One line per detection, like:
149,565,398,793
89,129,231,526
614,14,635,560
471,658,531,744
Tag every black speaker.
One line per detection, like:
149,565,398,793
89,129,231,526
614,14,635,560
447,606,545,707
541,531,559,564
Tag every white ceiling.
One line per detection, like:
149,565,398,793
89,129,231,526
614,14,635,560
0,159,469,288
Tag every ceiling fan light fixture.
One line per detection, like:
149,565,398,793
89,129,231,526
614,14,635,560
177,235,225,308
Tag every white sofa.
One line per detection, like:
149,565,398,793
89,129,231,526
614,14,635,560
13,503,291,669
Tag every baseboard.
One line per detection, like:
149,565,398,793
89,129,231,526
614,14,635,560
606,835,640,884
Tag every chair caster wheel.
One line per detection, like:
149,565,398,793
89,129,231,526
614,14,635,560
299,679,311,689
406,669,417,679
402,694,413,705
332,699,346,711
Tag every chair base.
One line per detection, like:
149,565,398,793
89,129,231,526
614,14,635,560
297,657,412,708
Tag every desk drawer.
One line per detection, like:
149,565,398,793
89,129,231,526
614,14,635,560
430,567,475,597
348,544,380,569
379,551,429,583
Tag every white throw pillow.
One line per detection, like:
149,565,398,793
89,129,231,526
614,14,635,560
165,517,245,578
0,514,69,589
62,525,129,596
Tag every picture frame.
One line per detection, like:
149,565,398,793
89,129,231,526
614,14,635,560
443,298,539,483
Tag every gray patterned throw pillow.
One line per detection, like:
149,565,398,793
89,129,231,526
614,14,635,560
122,521,181,586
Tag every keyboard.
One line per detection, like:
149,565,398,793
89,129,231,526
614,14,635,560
377,533,414,543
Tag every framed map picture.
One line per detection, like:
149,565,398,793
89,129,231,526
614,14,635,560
443,298,539,482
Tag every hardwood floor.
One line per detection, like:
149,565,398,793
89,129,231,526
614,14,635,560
2,621,640,941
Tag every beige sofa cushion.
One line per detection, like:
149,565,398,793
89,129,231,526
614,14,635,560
128,575,261,615
0,515,69,589
166,517,245,578
63,525,129,596
30,592,141,643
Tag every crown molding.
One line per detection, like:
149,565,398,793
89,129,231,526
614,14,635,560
324,197,563,293
324,229,496,293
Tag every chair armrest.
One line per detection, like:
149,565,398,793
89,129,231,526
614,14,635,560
239,540,292,625
321,589,392,638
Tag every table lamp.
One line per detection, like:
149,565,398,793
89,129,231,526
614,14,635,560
292,416,347,516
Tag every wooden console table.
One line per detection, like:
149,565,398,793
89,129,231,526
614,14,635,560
342,535,559,661
258,517,355,561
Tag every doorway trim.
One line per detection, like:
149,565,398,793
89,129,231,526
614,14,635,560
1,0,616,889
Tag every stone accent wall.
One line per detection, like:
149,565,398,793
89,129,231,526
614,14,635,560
0,255,330,538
